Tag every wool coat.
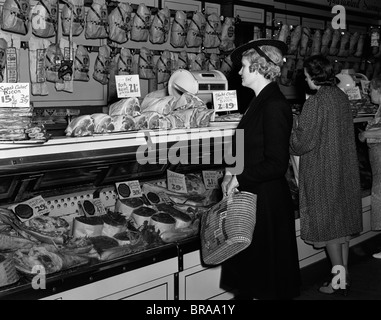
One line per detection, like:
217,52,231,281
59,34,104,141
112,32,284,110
220,82,301,300
290,86,363,242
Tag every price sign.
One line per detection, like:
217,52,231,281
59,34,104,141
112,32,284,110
167,170,187,194
0,83,30,108
345,86,362,100
116,180,143,199
8,195,49,222
202,171,219,190
213,90,238,113
116,75,141,98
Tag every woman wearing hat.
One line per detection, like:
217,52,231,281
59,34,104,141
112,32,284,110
220,39,301,300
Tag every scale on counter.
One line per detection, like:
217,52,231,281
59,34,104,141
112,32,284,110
168,70,228,107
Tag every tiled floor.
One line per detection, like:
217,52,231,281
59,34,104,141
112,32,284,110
296,233,381,300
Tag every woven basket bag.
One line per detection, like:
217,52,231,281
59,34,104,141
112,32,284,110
200,191,257,265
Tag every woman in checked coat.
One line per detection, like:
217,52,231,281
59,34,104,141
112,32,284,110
290,55,362,295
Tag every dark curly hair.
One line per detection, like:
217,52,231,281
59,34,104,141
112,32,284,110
303,55,339,86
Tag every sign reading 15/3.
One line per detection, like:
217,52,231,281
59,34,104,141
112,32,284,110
0,83,30,108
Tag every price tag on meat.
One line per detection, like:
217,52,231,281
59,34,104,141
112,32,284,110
116,75,141,98
0,83,29,108
8,195,49,222
116,180,143,199
213,90,238,113
167,170,187,194
202,171,219,190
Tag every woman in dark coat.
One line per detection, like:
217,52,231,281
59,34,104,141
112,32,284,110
220,39,301,300
290,55,362,295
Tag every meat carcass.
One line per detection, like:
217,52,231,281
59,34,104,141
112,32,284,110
186,12,206,48
311,29,322,56
280,57,295,86
329,29,341,56
220,17,235,52
139,47,156,79
321,26,333,56
108,2,133,44
288,25,302,55
203,13,221,49
354,33,366,57
66,115,94,137
338,31,351,57
111,115,135,131
277,24,290,43
349,32,360,57
299,27,311,56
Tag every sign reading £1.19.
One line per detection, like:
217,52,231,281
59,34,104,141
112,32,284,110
116,75,141,98
0,83,30,108
213,90,238,113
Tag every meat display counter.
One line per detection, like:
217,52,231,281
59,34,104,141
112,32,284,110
0,124,237,300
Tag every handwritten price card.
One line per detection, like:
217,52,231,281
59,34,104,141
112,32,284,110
202,171,219,190
167,170,187,194
0,83,30,108
116,75,141,98
213,90,238,113
116,180,143,199
345,86,362,100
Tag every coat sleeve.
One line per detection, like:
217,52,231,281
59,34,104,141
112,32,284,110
290,95,324,156
237,99,292,191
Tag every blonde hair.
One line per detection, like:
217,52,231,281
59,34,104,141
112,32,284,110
242,46,283,81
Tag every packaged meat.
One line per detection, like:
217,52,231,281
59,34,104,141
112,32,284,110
62,0,85,37
207,53,220,71
354,33,366,57
338,31,351,57
277,24,290,43
220,17,235,52
74,45,90,82
29,37,50,96
93,45,111,85
280,57,295,86
349,32,360,56
186,11,206,48
31,0,57,38
91,113,114,133
139,47,156,79
130,3,151,42
2,0,31,35
45,43,64,83
108,2,133,44
156,50,172,84
170,10,187,48
85,0,108,39
203,13,221,49
220,55,233,77
150,7,170,44
117,48,133,75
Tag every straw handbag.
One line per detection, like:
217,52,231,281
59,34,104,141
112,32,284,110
200,191,257,265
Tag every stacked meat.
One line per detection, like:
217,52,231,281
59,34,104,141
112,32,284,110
0,106,33,141
65,92,215,137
